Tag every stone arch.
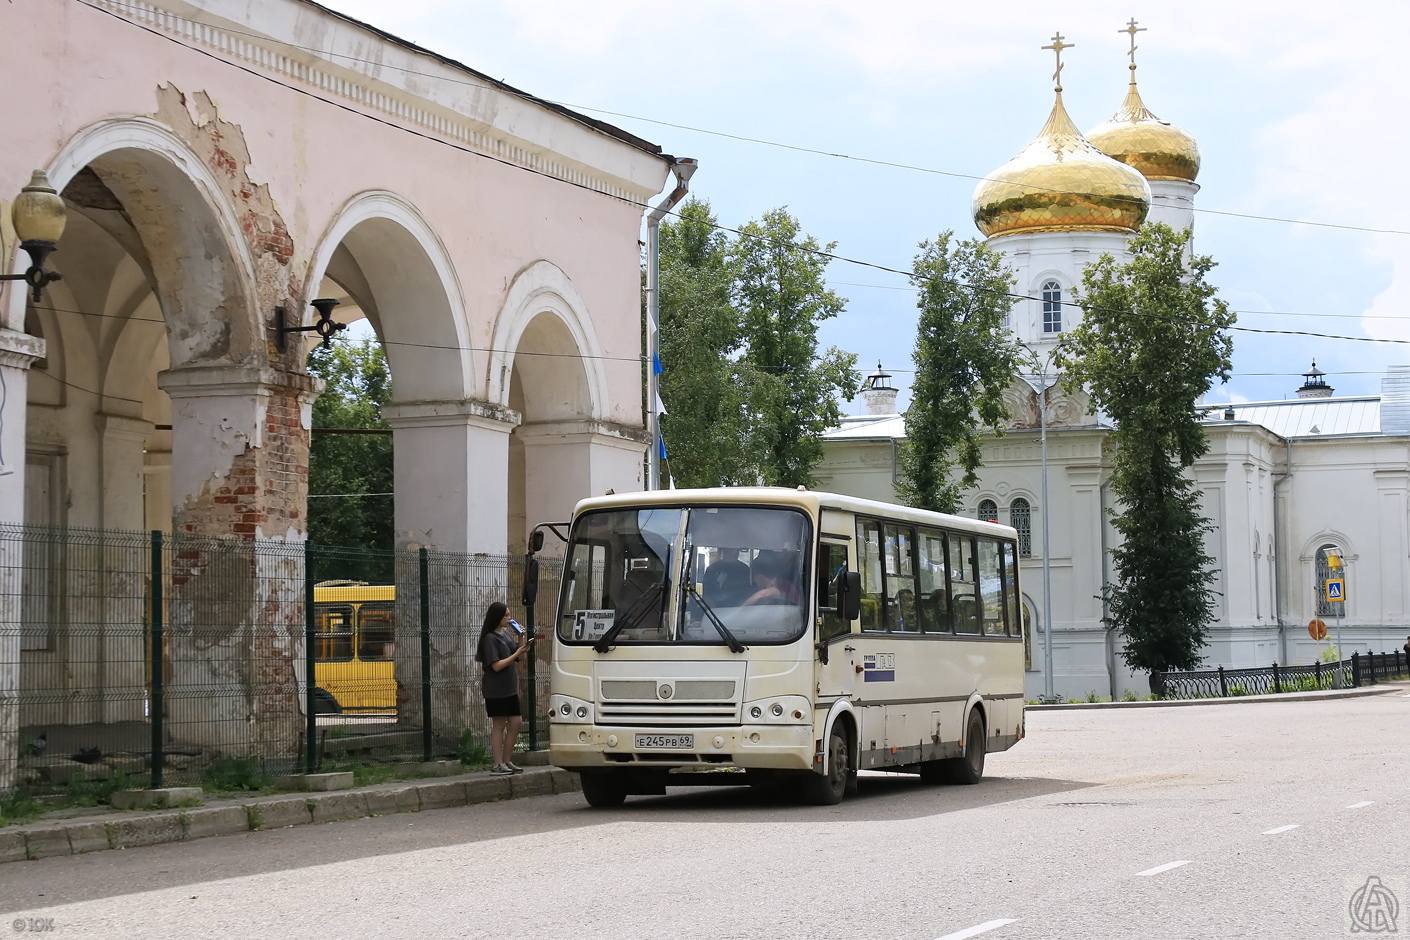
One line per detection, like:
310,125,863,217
487,260,608,419
305,191,472,403
28,117,259,364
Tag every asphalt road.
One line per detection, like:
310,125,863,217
3,689,1408,939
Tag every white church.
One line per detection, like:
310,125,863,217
818,35,1410,700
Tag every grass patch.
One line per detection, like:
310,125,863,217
66,770,137,808
457,730,491,768
201,757,272,793
0,790,42,828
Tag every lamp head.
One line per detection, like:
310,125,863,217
12,171,66,247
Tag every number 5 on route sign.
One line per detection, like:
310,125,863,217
1325,578,1346,602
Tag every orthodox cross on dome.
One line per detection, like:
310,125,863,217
1042,32,1074,92
1121,18,1147,74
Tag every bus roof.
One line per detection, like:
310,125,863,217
569,487,1018,540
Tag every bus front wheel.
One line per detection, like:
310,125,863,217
944,710,986,785
802,726,851,805
579,771,627,808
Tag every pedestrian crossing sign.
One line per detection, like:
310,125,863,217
1325,578,1346,602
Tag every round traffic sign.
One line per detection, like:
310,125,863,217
1308,618,1328,641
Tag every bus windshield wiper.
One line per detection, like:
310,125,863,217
593,549,670,653
686,581,746,654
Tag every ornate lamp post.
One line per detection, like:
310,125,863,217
2,171,68,303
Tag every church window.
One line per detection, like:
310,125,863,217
1314,543,1345,618
977,499,998,523
1042,280,1062,333
1010,498,1032,556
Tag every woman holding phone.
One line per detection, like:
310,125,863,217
474,600,531,775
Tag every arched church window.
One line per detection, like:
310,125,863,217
1042,280,1062,334
977,499,998,523
1010,498,1032,556
1314,543,1344,618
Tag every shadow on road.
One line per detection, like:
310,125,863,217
0,772,1095,911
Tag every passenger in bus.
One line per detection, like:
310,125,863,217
703,548,752,607
743,550,801,607
474,600,531,775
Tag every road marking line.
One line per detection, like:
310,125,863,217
1263,824,1300,834
935,919,1018,940
1346,801,1375,809
1136,860,1192,877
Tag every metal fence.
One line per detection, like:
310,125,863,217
1152,650,1410,700
1,524,560,796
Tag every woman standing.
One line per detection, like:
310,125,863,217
474,600,531,775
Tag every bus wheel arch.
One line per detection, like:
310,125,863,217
946,701,987,785
821,702,858,781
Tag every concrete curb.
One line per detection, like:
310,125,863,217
1,765,581,865
1027,682,1403,711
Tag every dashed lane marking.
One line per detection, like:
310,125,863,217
935,919,1018,940
1136,860,1192,877
1263,824,1301,835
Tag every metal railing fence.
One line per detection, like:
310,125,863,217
1152,650,1409,700
1,524,559,796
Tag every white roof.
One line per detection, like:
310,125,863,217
824,395,1388,442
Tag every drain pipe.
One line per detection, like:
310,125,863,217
645,157,698,491
1272,436,1292,664
1101,470,1116,700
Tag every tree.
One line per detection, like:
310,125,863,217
307,334,394,581
898,232,1024,513
657,200,762,486
730,207,860,487
1052,223,1235,675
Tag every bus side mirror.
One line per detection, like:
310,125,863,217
521,555,540,607
840,571,861,622
529,529,545,554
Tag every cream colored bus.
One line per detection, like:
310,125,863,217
543,486,1026,807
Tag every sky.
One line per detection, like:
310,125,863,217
323,0,1410,413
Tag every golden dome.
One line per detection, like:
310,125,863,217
1086,80,1200,182
972,91,1151,238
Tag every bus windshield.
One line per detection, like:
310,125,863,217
556,505,811,646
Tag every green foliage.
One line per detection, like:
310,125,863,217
457,730,490,767
732,208,860,486
0,790,41,827
201,756,271,792
657,201,859,488
307,335,394,578
898,233,1024,512
1054,224,1234,674
1121,689,1139,702
66,769,136,807
1318,644,1343,664
657,200,763,486
1228,683,1249,696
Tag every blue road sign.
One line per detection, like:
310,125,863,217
1325,578,1346,602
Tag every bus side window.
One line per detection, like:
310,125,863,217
1001,540,1022,637
949,536,981,634
817,542,851,640
884,524,919,633
357,603,395,661
856,519,884,631
977,538,1005,635
918,529,950,633
316,605,354,661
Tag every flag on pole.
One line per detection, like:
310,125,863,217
655,393,668,417
653,354,663,375
658,437,668,461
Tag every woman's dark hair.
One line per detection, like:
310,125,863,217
474,601,509,664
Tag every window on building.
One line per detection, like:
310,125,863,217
977,499,998,523
1042,280,1062,333
1010,498,1032,556
1314,543,1345,618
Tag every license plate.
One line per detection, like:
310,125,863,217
635,733,693,749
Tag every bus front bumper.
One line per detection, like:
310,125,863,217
549,722,815,772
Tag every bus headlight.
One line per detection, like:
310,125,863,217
576,706,588,719
561,703,571,716
750,706,763,720
770,703,784,717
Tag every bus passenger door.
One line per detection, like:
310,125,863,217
815,541,857,699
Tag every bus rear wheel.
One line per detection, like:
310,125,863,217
802,726,851,805
944,710,986,785
579,771,627,808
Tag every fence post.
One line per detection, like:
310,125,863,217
1272,662,1281,694
419,547,432,763
1351,652,1361,687
150,530,164,789
1316,660,1322,688
305,539,318,773
1218,665,1227,698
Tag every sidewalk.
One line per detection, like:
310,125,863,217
1027,680,1407,711
1,760,580,865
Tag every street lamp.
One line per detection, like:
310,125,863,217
2,171,68,303
273,298,347,351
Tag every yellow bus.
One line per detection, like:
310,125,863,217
313,582,397,713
